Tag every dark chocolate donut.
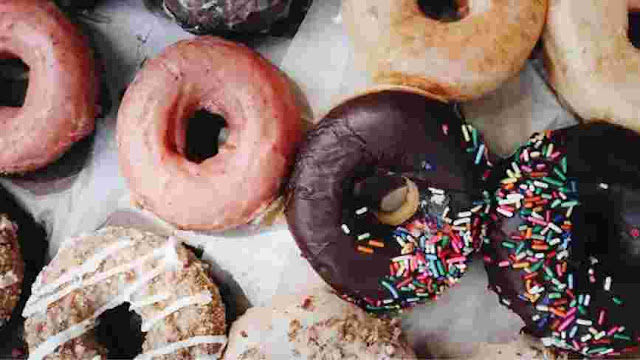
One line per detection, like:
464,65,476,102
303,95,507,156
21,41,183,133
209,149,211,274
285,87,492,312
482,122,640,357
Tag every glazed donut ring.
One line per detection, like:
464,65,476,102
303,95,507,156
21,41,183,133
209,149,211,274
23,227,227,360
117,36,301,231
0,0,98,174
543,0,640,131
342,0,547,100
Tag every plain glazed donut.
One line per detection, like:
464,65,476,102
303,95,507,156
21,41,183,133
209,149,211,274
23,227,227,359
483,123,640,357
0,0,98,174
286,86,492,312
342,0,548,100
543,0,640,132
117,36,301,231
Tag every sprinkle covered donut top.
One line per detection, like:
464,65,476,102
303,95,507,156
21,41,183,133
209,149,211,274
483,124,640,358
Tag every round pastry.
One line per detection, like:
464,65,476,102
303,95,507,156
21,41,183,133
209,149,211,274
543,0,640,132
23,227,227,359
342,0,547,100
224,288,417,359
162,0,293,35
285,86,492,312
469,335,563,360
117,36,301,231
0,0,98,174
483,122,640,357
0,216,22,329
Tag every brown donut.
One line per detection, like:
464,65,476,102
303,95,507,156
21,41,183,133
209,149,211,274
117,36,301,231
0,215,22,328
0,0,98,174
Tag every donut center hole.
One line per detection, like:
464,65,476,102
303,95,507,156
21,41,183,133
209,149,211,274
629,11,640,49
184,109,228,164
418,0,469,22
95,303,145,358
0,57,29,107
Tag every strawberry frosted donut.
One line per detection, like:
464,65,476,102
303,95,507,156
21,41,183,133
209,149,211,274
0,0,98,174
117,36,301,231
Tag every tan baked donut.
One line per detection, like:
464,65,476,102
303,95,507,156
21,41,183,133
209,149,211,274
543,0,640,131
342,0,547,100
23,227,227,359
0,0,98,173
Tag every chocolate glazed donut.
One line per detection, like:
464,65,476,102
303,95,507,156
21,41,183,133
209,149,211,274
483,122,640,357
286,86,493,312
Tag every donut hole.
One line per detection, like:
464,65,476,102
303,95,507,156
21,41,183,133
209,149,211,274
629,11,640,48
418,0,469,22
0,57,29,107
95,303,145,358
183,109,229,164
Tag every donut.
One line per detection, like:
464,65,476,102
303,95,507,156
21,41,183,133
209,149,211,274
482,123,640,357
543,0,640,132
0,0,98,174
470,335,561,360
117,36,301,231
224,289,417,359
23,227,227,359
0,215,22,329
285,86,492,312
162,0,294,35
342,0,547,100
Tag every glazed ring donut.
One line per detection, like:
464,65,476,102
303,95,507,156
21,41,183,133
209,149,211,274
543,0,640,132
0,0,98,174
117,36,301,231
23,227,227,359
483,123,640,357
286,86,492,312
342,0,547,100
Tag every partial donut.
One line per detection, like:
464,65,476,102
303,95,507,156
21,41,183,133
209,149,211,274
117,36,301,231
342,0,547,100
286,86,492,312
0,0,98,174
483,123,640,357
0,215,22,329
543,0,640,132
223,289,417,359
23,227,227,359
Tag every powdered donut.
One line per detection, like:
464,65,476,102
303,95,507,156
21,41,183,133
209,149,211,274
543,0,640,132
0,0,98,173
342,0,547,100
117,36,301,231
23,227,227,359
223,289,417,359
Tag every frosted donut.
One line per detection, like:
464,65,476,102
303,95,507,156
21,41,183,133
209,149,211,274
543,0,640,132
23,227,227,359
224,289,417,359
0,0,98,174
342,0,548,100
117,36,301,231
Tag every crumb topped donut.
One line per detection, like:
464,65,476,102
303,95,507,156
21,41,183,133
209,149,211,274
286,86,492,312
543,0,640,132
342,0,548,100
0,215,22,328
0,0,98,173
483,123,640,357
23,227,227,359
117,36,301,231
224,289,417,359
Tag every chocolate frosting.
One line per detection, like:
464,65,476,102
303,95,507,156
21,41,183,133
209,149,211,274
286,89,491,311
483,122,640,356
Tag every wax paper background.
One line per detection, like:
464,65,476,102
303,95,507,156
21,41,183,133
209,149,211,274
0,0,580,357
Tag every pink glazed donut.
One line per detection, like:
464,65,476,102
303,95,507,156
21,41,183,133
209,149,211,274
0,0,98,174
117,36,302,231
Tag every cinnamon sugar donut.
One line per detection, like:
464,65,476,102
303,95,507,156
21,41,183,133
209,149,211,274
23,227,227,359
0,0,98,173
342,0,548,100
543,0,640,132
117,36,301,231
0,215,22,328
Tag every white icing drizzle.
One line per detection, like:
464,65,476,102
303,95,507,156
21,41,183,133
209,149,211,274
0,270,18,289
129,293,171,309
141,291,212,332
135,335,228,360
163,237,181,271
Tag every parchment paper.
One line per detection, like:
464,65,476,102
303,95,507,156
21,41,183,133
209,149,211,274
1,0,580,357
